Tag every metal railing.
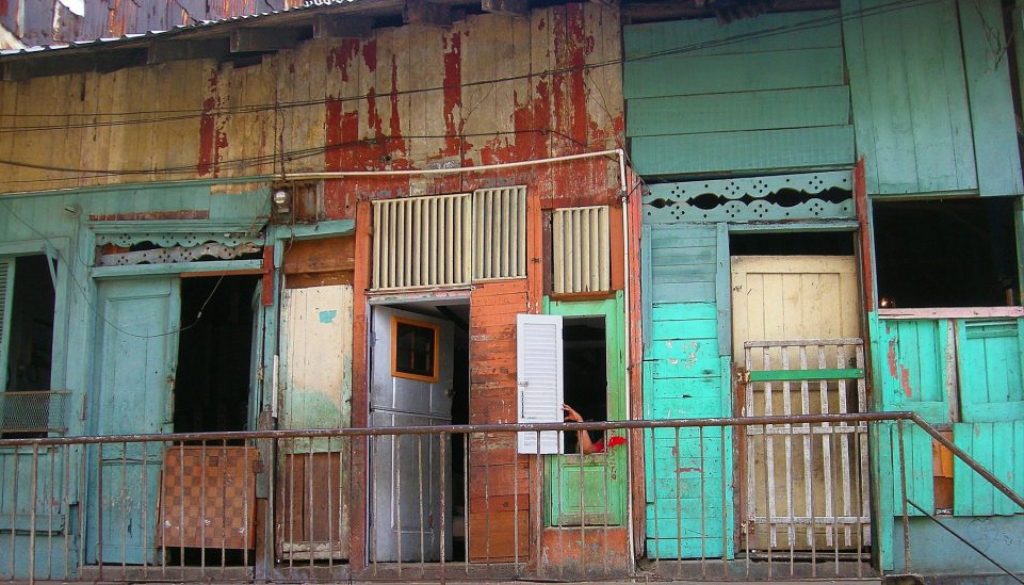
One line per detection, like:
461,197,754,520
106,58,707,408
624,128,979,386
0,412,1020,584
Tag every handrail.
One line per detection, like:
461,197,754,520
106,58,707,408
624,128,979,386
0,411,914,446
907,500,1024,585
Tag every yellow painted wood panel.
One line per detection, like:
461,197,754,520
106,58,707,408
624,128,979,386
731,255,860,357
731,255,864,551
280,285,354,437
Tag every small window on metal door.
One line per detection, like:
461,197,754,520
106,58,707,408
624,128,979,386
391,317,440,382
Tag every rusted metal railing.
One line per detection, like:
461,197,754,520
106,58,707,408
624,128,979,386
0,412,1020,584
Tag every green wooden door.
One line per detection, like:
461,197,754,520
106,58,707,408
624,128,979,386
88,277,179,565
543,294,627,526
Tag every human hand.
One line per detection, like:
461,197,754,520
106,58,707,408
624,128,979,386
563,404,583,422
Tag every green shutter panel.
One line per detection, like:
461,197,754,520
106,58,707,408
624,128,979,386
956,319,1024,422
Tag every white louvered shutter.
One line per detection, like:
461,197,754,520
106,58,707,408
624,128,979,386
0,259,14,391
516,313,563,455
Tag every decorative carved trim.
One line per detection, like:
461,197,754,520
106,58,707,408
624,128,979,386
643,170,854,224
99,243,261,266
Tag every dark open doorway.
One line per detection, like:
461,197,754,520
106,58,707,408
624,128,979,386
2,255,56,438
562,316,607,454
173,275,259,434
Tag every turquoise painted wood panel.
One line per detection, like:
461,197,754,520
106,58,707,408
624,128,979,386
625,47,843,100
632,127,855,177
878,421,935,516
87,277,179,566
956,319,1024,422
0,450,66,532
959,0,1024,197
649,225,718,304
871,315,952,422
843,0,977,194
628,87,851,137
644,297,732,558
953,421,1024,516
624,11,841,59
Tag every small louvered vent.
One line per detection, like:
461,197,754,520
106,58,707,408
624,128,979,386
473,186,527,281
372,194,473,290
552,206,611,294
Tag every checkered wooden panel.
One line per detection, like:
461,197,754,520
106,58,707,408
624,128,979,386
158,445,258,550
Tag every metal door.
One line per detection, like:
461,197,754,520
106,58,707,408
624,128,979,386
731,256,869,552
88,277,179,565
369,306,454,562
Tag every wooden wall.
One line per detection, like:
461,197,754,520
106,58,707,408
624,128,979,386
624,11,853,177
0,3,623,200
844,0,1022,196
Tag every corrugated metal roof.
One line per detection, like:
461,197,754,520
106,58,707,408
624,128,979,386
0,0,361,58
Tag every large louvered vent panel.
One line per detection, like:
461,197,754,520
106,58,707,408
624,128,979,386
472,186,527,281
552,206,611,294
372,194,473,290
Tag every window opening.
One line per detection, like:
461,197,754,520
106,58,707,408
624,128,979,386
730,231,855,256
2,255,57,438
392,318,440,382
172,275,258,435
873,198,1019,308
562,316,607,454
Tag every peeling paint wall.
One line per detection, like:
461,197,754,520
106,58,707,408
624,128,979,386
0,4,624,199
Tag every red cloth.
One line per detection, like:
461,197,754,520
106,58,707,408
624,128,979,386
592,435,627,453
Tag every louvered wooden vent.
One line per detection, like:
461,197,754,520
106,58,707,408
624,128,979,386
371,187,527,290
473,186,527,281
551,206,611,294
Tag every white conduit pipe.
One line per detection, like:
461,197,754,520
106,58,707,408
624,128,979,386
281,148,628,193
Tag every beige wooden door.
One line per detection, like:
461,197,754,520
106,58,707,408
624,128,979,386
731,255,860,358
731,255,868,553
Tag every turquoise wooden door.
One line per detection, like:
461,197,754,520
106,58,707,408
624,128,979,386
88,277,179,565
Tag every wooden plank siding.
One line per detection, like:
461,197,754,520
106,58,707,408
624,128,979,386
642,223,733,558
843,0,1023,196
0,4,623,196
468,278,531,562
623,11,854,177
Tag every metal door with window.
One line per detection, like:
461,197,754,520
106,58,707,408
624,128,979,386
731,256,869,551
88,277,179,565
369,306,454,562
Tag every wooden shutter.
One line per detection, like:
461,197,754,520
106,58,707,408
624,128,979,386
551,206,610,294
956,319,1024,422
0,259,14,391
516,313,563,455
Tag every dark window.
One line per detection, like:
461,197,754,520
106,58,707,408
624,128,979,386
873,198,1019,308
393,319,438,381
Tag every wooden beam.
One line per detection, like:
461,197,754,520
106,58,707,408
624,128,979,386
147,38,230,64
230,27,307,53
3,49,145,80
313,14,374,39
481,0,529,16
403,0,452,25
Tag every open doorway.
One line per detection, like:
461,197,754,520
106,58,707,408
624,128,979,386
173,275,259,434
165,274,259,567
562,317,607,454
368,300,469,563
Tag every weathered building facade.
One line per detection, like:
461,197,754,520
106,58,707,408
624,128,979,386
0,0,1022,582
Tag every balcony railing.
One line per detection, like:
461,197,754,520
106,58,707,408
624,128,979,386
0,412,1019,584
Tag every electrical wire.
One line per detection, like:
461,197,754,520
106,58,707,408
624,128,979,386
0,197,247,339
0,0,945,132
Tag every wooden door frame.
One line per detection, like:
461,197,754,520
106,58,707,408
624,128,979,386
541,292,628,527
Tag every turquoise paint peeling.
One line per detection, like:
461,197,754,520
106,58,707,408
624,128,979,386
319,310,338,324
